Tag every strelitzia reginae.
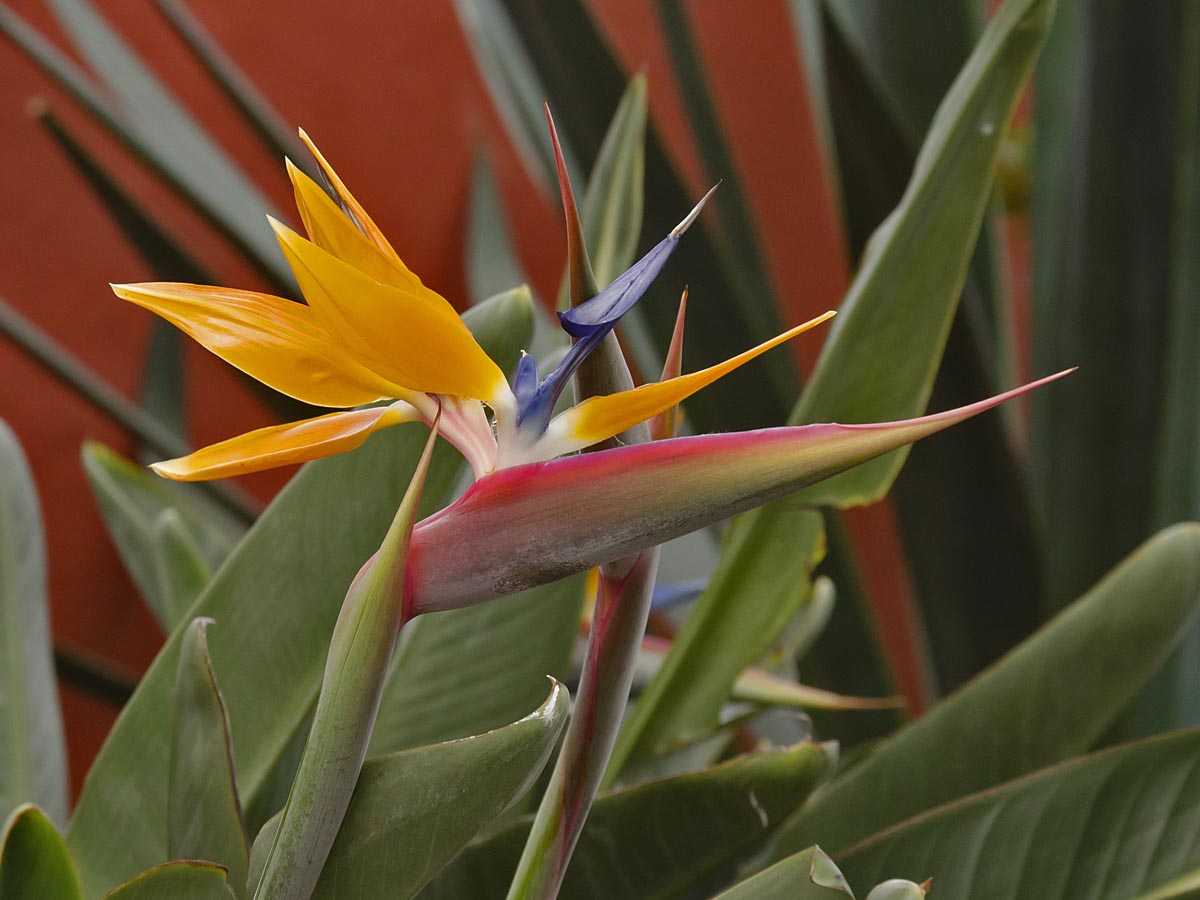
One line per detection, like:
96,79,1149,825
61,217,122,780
112,132,1072,617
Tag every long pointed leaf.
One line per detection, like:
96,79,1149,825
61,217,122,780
766,523,1200,862
0,805,82,900
0,423,68,827
170,619,249,896
251,682,569,900
838,729,1200,900
426,742,835,899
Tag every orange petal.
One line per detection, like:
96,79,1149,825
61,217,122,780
272,221,507,401
112,282,403,408
151,404,420,481
297,128,408,269
556,311,837,454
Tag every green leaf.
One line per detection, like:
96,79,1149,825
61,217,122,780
424,741,835,899
252,424,439,900
0,422,68,827
838,729,1200,900
710,847,852,899
0,805,82,900
251,682,569,900
792,0,1053,506
609,510,825,779
369,576,583,755
99,862,236,900
1141,2,1200,734
1030,0,1179,610
153,511,214,628
766,523,1200,862
170,619,248,896
65,291,534,899
82,442,238,630
32,101,210,443
151,0,309,170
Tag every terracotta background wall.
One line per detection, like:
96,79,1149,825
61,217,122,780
0,0,847,799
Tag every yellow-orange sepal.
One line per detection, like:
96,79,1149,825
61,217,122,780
549,310,837,456
111,282,404,408
272,221,509,403
151,403,421,481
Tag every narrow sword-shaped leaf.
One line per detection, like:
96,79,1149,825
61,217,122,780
153,511,214,628
765,523,1200,863
152,0,310,171
0,423,68,827
0,805,82,900
0,295,260,523
607,508,825,780
410,372,1072,614
467,151,529,304
169,619,249,896
42,0,290,287
252,422,438,900
792,0,1054,506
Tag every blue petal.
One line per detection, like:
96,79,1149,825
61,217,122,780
512,187,717,437
557,234,676,338
513,352,540,409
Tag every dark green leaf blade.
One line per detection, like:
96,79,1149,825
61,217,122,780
711,847,852,899
609,510,824,779
424,742,835,899
66,291,533,899
793,0,1054,506
766,523,1200,862
82,442,238,630
39,0,291,285
369,576,583,755
838,730,1200,900
0,422,68,826
0,805,82,900
287,682,568,900
99,862,236,900
170,619,248,896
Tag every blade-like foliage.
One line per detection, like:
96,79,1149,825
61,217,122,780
0,423,68,827
609,510,825,779
169,620,248,896
82,443,239,630
424,742,835,899
838,730,1200,900
99,862,236,900
712,847,852,899
369,576,584,755
250,683,569,900
767,524,1200,861
792,0,1053,506
0,805,82,900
